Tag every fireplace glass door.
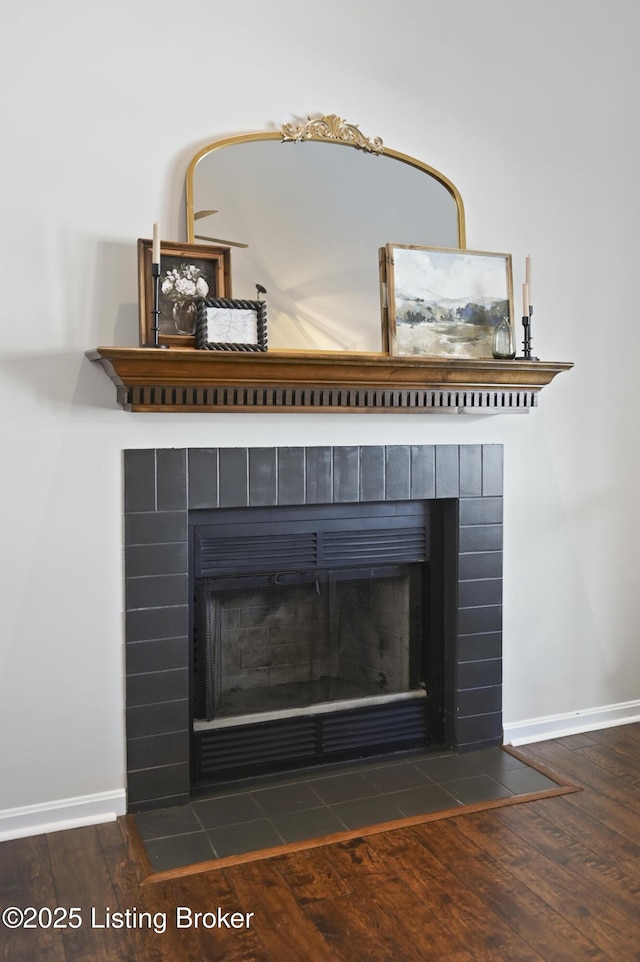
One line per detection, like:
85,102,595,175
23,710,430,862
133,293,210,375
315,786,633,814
195,564,423,724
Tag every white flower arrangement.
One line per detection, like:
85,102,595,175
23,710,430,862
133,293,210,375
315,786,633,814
161,263,209,302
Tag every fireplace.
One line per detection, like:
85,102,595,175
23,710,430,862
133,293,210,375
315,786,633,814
191,501,433,785
125,445,503,812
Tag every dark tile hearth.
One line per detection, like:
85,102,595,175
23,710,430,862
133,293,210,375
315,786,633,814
135,747,561,873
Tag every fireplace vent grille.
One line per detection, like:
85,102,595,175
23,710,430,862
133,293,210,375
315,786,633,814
322,528,426,567
197,525,427,577
199,532,317,576
194,699,428,784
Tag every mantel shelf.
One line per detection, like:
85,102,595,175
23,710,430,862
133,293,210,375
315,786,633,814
86,347,573,414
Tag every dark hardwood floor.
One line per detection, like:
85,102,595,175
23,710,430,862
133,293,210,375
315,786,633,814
2,723,640,961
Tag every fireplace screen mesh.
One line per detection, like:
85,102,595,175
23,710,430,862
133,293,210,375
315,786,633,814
195,565,422,722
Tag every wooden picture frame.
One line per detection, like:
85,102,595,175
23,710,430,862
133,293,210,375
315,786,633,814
195,298,268,352
137,239,231,348
381,244,513,359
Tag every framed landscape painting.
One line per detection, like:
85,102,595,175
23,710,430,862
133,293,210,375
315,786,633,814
381,244,514,358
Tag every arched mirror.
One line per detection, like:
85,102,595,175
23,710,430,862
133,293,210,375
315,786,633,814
186,115,466,352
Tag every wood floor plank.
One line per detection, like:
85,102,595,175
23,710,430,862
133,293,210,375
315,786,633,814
521,740,640,813
541,776,640,849
303,892,429,962
579,742,640,788
494,802,640,920
526,793,640,862
47,825,136,962
586,724,640,759
517,741,636,837
320,836,478,962
617,855,640,882
224,859,341,962
167,870,269,962
271,847,353,904
369,828,546,962
0,834,67,962
95,821,188,962
408,818,611,962
455,811,640,960
542,732,599,750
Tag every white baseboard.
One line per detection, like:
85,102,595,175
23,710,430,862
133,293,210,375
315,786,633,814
504,699,640,746
0,789,127,843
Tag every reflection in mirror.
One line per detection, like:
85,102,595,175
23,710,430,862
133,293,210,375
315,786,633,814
187,127,465,352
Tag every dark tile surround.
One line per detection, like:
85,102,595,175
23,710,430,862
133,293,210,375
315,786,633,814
124,445,504,812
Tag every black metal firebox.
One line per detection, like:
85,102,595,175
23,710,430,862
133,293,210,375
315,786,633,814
190,501,444,785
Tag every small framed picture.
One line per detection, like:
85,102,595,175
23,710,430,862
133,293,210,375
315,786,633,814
381,244,514,359
195,298,268,352
137,239,232,347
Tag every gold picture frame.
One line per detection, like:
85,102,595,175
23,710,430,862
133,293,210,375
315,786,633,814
381,244,514,359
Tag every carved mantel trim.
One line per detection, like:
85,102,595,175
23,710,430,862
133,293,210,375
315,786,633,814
87,347,573,414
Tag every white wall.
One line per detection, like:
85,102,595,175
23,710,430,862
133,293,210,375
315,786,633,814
1,0,639,831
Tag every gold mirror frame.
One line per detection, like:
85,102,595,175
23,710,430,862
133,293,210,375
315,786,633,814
185,115,466,351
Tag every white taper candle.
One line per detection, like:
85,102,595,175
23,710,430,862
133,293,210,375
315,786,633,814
152,222,160,264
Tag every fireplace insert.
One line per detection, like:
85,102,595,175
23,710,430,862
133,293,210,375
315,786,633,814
190,500,445,785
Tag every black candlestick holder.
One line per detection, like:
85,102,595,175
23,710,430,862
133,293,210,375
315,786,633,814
144,262,169,349
518,308,538,361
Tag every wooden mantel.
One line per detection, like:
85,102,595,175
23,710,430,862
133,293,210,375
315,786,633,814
86,347,573,414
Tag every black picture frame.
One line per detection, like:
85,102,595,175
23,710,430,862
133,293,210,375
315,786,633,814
195,298,268,352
